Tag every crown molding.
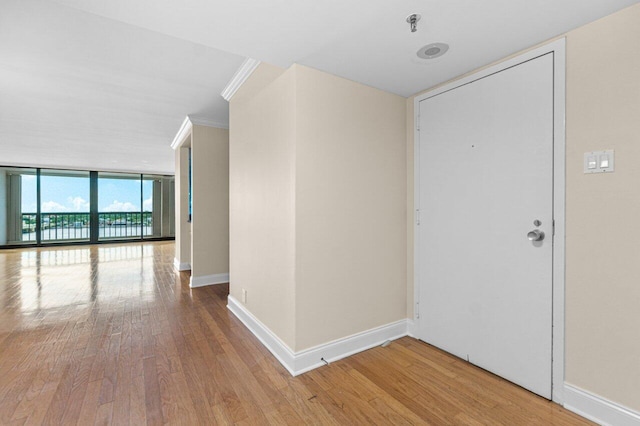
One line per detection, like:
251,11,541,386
170,115,229,150
170,116,192,150
188,116,229,129
221,57,261,101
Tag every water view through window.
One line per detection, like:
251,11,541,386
40,170,90,242
0,166,175,247
99,172,149,240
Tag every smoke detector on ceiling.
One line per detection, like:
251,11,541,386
417,43,449,59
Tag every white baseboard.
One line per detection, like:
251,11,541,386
406,319,418,338
227,295,297,375
173,258,190,271
227,295,409,376
189,273,229,288
294,318,408,375
186,295,640,426
564,384,640,426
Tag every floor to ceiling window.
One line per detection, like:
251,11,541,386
98,172,144,240
0,166,175,248
40,169,91,242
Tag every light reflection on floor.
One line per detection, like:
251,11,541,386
0,241,176,331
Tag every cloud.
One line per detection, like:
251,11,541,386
41,201,68,213
103,200,138,212
39,197,89,213
143,197,152,212
67,196,89,212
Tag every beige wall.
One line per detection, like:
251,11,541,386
229,65,298,349
406,3,640,412
230,63,407,352
294,65,407,350
565,4,640,411
190,125,229,278
232,62,285,104
175,144,191,267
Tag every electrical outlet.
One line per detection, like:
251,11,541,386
242,289,247,303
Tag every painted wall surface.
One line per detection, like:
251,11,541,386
230,63,407,352
229,65,297,349
175,144,191,267
294,65,407,351
405,100,415,320
407,3,640,413
190,125,229,279
0,170,6,245
232,62,285,104
564,4,640,412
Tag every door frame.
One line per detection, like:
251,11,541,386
413,38,566,404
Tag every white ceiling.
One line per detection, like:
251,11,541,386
0,0,243,174
2,0,638,174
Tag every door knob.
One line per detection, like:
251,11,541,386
527,229,545,241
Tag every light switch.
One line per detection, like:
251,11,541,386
584,150,615,174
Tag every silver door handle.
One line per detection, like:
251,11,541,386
527,229,545,241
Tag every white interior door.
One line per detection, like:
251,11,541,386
417,53,554,399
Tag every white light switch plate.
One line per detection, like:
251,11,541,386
584,150,614,174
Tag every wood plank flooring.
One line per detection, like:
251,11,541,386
0,241,592,425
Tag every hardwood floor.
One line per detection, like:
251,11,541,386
0,241,592,425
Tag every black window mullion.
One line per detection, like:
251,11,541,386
90,171,98,243
140,174,144,240
36,169,41,246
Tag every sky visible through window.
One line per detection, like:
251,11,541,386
21,175,153,213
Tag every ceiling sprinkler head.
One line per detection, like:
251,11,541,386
406,14,421,33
